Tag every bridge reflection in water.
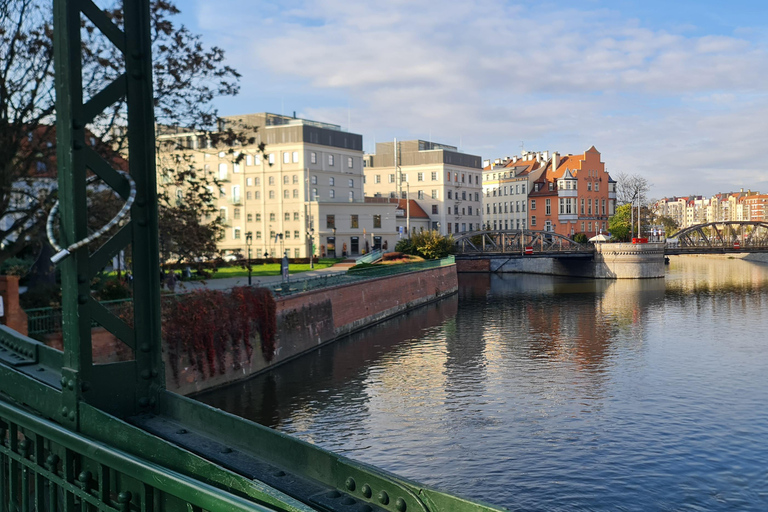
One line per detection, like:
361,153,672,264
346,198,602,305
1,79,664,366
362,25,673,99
199,259,768,510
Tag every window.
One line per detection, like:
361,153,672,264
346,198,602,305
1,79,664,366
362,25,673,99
418,190,424,199
293,189,299,198
327,215,335,228
581,198,585,214
522,184,526,194
475,192,479,201
234,228,241,239
247,213,253,222
329,177,335,186
588,199,592,215
246,154,253,166
373,215,381,228
268,176,275,185
285,213,290,221
432,190,438,199
328,154,334,166
560,198,565,214
218,151,225,158
531,216,536,226
462,191,467,200
254,191,261,200
268,154,275,164
417,172,424,181
284,231,291,239
588,182,592,191
349,191,354,201
545,199,551,215
293,175,298,184
548,182,554,191
311,175,317,185
255,213,261,222
218,163,227,180
269,213,276,222
431,171,437,181
389,174,395,183
283,175,289,184
283,152,290,164
581,221,586,231
432,205,438,214
311,152,317,164
269,191,275,199
448,207,452,215
448,190,453,199
284,190,290,199
329,189,335,198
351,215,359,228
270,230,275,240
312,188,318,200
602,199,606,215
234,208,241,220
233,163,241,173
254,177,260,186
254,155,261,165
246,177,253,186
347,156,353,168
375,175,381,184
294,231,300,239
293,151,299,163
219,207,227,220
347,179,353,187
256,231,262,239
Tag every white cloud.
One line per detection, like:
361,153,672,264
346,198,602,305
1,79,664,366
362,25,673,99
192,0,768,197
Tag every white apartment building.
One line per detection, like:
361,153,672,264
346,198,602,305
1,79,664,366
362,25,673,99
482,151,548,231
363,140,483,236
157,113,397,259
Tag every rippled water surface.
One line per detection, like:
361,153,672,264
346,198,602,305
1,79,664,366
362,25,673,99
198,257,768,511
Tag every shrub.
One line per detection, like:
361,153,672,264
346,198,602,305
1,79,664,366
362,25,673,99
394,238,414,254
572,233,589,244
410,230,455,260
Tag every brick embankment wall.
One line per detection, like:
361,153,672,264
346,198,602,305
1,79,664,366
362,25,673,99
0,276,28,336
456,258,490,273
172,265,458,396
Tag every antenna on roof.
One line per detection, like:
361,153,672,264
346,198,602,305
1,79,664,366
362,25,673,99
520,140,525,153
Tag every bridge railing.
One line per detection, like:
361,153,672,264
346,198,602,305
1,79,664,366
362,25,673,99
0,398,272,512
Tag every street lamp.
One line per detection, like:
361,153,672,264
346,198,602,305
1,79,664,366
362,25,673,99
245,231,253,285
307,228,315,269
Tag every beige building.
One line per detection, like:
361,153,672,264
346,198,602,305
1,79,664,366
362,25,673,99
481,151,548,231
157,112,397,259
363,140,483,236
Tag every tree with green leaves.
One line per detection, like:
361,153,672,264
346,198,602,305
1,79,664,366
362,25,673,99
0,0,243,268
395,230,454,260
608,203,632,241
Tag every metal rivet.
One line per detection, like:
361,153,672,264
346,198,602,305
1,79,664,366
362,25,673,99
151,369,158,377
377,491,389,505
67,379,75,390
176,429,187,435
273,470,286,477
140,344,151,353
220,447,233,454
60,376,68,386
325,491,341,499
138,397,149,406
61,406,68,416
149,397,157,406
342,497,355,506
345,477,356,491
140,370,151,380
68,411,75,421
361,484,372,498
395,497,407,512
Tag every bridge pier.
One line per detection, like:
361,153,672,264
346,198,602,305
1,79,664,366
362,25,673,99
594,242,665,279
456,242,666,279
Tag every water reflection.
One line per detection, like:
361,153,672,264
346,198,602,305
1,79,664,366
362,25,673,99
198,257,768,511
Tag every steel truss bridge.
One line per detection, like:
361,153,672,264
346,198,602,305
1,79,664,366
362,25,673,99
454,222,768,256
666,221,768,254
454,230,591,255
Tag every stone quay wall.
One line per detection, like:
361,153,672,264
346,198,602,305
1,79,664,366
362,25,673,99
172,264,458,395
593,242,666,279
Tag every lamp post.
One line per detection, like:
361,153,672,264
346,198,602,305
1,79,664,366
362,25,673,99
245,231,253,285
307,228,314,269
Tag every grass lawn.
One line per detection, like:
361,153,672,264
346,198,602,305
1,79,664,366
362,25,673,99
204,258,341,279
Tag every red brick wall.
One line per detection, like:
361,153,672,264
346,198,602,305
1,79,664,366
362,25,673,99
455,258,490,273
0,276,28,336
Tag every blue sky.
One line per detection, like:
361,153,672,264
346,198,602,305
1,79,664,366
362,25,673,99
177,0,768,198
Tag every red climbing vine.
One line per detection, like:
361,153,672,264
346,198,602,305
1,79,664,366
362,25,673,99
161,286,276,383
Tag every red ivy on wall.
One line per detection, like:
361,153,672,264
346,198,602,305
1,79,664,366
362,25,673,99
161,287,276,383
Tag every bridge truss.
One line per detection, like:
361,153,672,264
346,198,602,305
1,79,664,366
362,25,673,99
454,229,591,254
674,221,768,248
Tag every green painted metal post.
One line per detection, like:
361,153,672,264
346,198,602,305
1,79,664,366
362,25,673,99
53,0,164,423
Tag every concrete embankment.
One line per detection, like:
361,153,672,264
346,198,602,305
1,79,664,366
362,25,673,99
170,264,458,395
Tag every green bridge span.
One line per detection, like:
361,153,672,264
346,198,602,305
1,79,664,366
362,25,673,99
0,1,503,511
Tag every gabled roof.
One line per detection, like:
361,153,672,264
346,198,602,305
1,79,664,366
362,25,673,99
396,199,430,219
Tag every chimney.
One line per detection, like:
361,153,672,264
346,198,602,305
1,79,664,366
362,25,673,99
553,152,560,170
512,156,517,163
483,159,490,168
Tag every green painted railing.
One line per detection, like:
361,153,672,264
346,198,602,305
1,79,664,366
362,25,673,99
26,299,133,339
0,398,274,512
268,256,455,296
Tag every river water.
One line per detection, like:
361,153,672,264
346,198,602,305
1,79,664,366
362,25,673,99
198,256,768,511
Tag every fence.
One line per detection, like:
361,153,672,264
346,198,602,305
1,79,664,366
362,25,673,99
25,257,456,334
26,299,133,339
0,399,273,512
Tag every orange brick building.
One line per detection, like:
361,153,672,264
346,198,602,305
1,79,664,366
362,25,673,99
527,146,615,238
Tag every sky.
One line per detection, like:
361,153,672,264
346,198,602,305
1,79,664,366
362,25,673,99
176,0,768,199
